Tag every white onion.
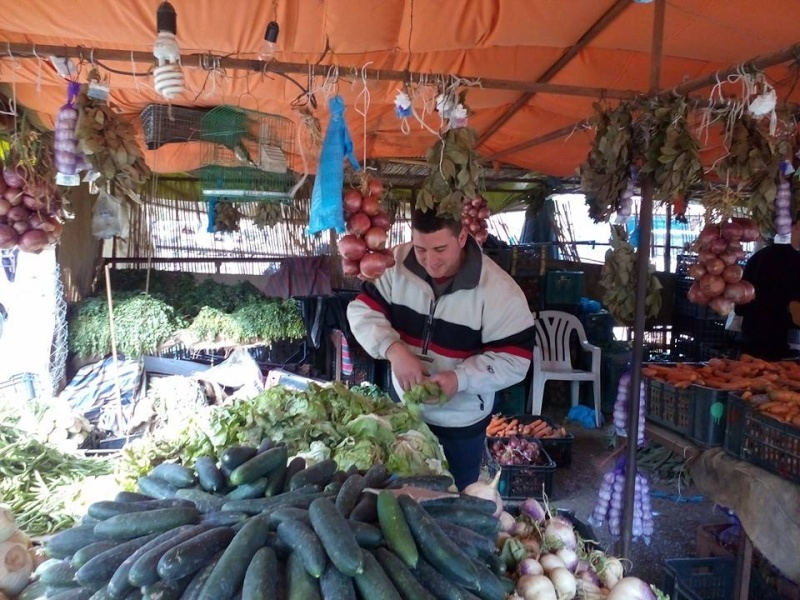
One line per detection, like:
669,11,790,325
539,552,567,574
517,574,557,600
548,566,577,600
544,517,577,551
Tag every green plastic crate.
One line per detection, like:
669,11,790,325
544,270,584,306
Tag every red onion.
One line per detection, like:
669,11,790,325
721,221,744,242
474,230,488,245
709,237,728,255
367,179,384,197
18,229,48,253
22,194,47,211
4,188,22,206
471,197,483,208
343,189,363,214
709,296,735,316
478,207,491,220
740,280,755,304
364,227,388,251
0,223,18,249
342,258,361,276
338,234,367,261
698,274,725,298
721,264,743,284
11,220,29,235
468,221,482,234
723,281,747,303
704,257,725,275
718,252,738,267
347,212,372,237
359,252,387,280
687,263,706,279
0,177,6,195
6,205,30,222
697,225,719,248
698,250,717,264
3,165,26,189
381,249,396,268
360,195,381,217
0,198,10,217
370,211,391,231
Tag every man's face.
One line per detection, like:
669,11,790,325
412,226,467,279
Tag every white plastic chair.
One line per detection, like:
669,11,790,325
530,310,602,426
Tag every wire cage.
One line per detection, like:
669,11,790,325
199,105,297,202
140,104,208,150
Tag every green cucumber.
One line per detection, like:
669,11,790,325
195,456,225,494
175,488,227,513
229,445,288,487
349,493,378,523
288,459,337,491
140,574,191,600
435,520,496,559
410,558,470,600
113,492,152,503
319,562,356,600
485,553,507,577
93,506,199,540
241,546,278,600
334,474,365,518
264,455,288,497
18,580,48,600
149,463,196,488
121,590,142,600
155,526,235,581
224,477,269,501
353,550,402,600
87,499,192,520
469,557,506,600
48,588,95,600
324,481,343,495
38,560,78,586
374,548,436,600
179,551,224,600
281,457,306,493
331,470,349,485
398,495,479,590
418,495,498,515
136,476,178,500
107,524,197,596
347,520,383,549
387,475,454,491
263,532,291,559
221,486,323,515
75,534,159,587
276,520,326,578
257,438,274,453
308,497,363,577
81,515,101,526
286,551,321,600
498,575,515,594
47,525,103,559
201,511,250,527
268,507,310,528
377,490,418,569
220,446,258,473
423,506,500,537
362,463,388,488
197,515,271,599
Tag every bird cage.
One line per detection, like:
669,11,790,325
199,105,297,202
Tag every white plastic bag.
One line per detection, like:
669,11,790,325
91,190,129,239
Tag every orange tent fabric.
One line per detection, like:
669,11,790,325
0,0,799,177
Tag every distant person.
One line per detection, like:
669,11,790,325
735,217,800,360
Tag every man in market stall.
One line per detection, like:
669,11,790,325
347,208,536,490
735,216,800,360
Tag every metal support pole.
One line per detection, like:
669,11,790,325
619,176,655,559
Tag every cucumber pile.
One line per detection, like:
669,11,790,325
20,440,511,600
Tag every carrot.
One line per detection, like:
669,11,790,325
792,414,800,427
741,390,753,400
759,402,793,416
768,389,800,404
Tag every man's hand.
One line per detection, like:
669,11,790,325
428,371,458,400
386,342,426,392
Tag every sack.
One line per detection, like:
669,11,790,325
91,190,129,239
725,312,743,332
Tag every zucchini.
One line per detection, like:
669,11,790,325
48,589,95,600
469,557,506,600
374,548,436,600
179,551,224,600
285,551,321,600
410,558,470,600
349,493,378,523
201,511,250,527
198,515,271,599
263,455,288,497
353,550,402,600
156,527,235,581
434,520,497,559
221,485,323,515
308,497,363,577
362,463,388,489
195,456,225,494
423,506,500,537
288,459,337,491
281,457,306,493
276,520,326,578
75,534,159,587
136,476,178,500
224,477,269,501
398,495,479,590
93,506,199,540
241,547,278,600
18,580,48,600
419,495,497,515
107,524,197,596
319,562,356,600
175,488,227,513
334,474,365,518
148,463,196,488
268,507,310,528
387,475,454,492
220,445,258,473
140,575,191,600
38,560,78,586
229,445,288,487
87,499,192,521
47,525,103,559
376,490,418,568
347,520,383,549
113,492,151,503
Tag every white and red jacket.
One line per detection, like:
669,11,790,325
347,238,535,428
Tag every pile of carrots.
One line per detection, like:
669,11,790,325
486,415,567,438
641,355,800,426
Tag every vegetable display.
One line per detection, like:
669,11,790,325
686,219,757,316
340,178,394,280
589,457,654,542
486,415,567,439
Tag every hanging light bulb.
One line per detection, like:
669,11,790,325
258,21,280,62
153,1,185,100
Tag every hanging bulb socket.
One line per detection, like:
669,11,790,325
157,1,177,35
264,21,279,44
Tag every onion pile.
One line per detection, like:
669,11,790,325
687,220,757,316
775,177,793,236
339,179,394,280
461,196,490,245
0,162,64,253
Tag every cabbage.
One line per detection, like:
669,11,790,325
346,414,395,446
386,429,447,476
332,437,386,471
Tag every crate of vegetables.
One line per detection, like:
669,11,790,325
641,363,694,435
486,436,556,501
486,414,573,467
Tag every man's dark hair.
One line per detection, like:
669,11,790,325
410,208,462,237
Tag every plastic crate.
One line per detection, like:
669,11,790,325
510,246,542,277
516,276,542,310
688,386,728,448
663,557,735,600
140,104,208,149
485,439,556,500
0,373,40,402
494,383,527,415
487,415,573,468
739,401,800,485
544,270,584,306
580,311,615,348
723,393,747,459
642,367,693,435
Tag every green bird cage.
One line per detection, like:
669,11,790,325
199,105,297,202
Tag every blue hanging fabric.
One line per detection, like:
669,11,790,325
308,96,360,235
